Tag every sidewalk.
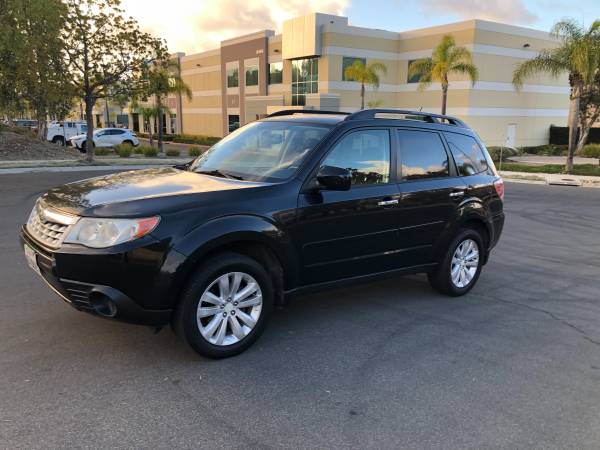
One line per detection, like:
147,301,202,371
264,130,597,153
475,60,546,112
509,155,599,165
500,170,600,188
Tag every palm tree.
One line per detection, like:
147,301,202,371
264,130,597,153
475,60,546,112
344,61,387,110
142,58,192,152
408,35,479,115
513,19,600,173
137,105,159,147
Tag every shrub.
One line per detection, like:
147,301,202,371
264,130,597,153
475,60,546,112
114,144,132,158
518,144,567,156
173,134,220,146
487,146,519,162
165,149,180,157
133,145,144,154
142,146,158,157
94,147,111,156
582,143,600,159
188,145,204,157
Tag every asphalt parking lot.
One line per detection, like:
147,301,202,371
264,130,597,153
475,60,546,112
1,171,600,449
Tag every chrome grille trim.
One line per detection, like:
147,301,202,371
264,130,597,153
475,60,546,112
26,200,78,249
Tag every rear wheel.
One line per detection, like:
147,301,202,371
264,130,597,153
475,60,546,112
173,252,274,358
80,141,86,153
427,228,484,296
51,136,64,145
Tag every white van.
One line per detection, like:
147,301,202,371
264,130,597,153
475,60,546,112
47,121,87,145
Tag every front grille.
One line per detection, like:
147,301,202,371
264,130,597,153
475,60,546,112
26,201,78,249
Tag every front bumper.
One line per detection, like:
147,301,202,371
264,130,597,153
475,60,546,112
20,227,173,326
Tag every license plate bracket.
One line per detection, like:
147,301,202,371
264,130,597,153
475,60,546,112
24,244,42,276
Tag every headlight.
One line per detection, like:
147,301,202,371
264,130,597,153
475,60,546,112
63,216,160,248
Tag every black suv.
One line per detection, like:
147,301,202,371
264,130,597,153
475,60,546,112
20,109,504,358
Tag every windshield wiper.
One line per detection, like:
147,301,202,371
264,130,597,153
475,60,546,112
195,169,244,180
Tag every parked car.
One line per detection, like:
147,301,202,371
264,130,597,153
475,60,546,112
70,127,139,152
21,109,504,358
13,119,38,129
47,121,87,145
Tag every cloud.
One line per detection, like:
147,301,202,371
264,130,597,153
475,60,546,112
419,0,537,24
121,0,349,54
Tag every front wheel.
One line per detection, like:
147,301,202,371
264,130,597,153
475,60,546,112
173,252,274,358
428,228,484,296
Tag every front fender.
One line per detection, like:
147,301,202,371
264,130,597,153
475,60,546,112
173,214,299,288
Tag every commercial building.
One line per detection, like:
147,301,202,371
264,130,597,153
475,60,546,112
108,12,571,147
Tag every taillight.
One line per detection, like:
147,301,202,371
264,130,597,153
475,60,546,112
494,178,504,200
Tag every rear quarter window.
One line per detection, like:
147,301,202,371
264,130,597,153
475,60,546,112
444,132,488,176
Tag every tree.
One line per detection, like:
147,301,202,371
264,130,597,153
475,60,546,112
62,0,166,162
0,0,73,137
344,61,387,110
138,58,191,152
408,35,479,115
513,20,600,173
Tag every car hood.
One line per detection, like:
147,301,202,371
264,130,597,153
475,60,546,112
41,167,269,216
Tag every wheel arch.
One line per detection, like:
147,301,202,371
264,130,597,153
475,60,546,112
434,201,493,265
171,215,298,307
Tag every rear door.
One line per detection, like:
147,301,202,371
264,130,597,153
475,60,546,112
293,127,402,285
395,128,466,266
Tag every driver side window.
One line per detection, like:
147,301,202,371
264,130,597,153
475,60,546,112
323,129,390,186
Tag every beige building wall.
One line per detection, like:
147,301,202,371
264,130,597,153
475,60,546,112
170,13,571,146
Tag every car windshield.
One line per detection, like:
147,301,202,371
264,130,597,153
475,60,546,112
189,121,331,182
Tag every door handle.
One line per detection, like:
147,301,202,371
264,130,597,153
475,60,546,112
449,191,464,198
377,199,399,206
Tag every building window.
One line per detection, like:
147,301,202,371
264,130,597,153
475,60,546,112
170,114,177,134
269,62,283,84
227,67,239,88
407,59,430,83
342,57,366,81
291,57,318,106
228,115,240,133
245,64,259,86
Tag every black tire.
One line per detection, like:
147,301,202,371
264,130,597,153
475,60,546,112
121,140,133,147
427,228,484,296
80,141,86,153
173,252,274,359
51,136,64,145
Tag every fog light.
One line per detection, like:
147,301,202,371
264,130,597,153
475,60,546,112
89,293,117,317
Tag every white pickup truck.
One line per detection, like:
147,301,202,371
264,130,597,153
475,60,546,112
46,121,88,145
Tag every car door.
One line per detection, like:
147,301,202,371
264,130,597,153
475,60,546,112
293,128,402,285
395,128,466,266
94,130,109,147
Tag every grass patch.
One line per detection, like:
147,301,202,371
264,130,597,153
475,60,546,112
501,162,600,177
165,148,180,157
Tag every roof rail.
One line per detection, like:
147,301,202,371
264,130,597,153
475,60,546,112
266,109,350,118
345,109,467,127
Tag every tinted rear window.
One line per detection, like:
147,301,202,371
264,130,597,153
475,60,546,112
444,132,488,176
397,129,449,180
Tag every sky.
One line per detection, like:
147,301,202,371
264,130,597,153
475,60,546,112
120,0,600,54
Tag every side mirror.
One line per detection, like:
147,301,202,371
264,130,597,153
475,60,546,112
316,165,352,191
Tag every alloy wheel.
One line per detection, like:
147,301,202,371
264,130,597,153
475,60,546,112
450,239,480,288
196,272,263,346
